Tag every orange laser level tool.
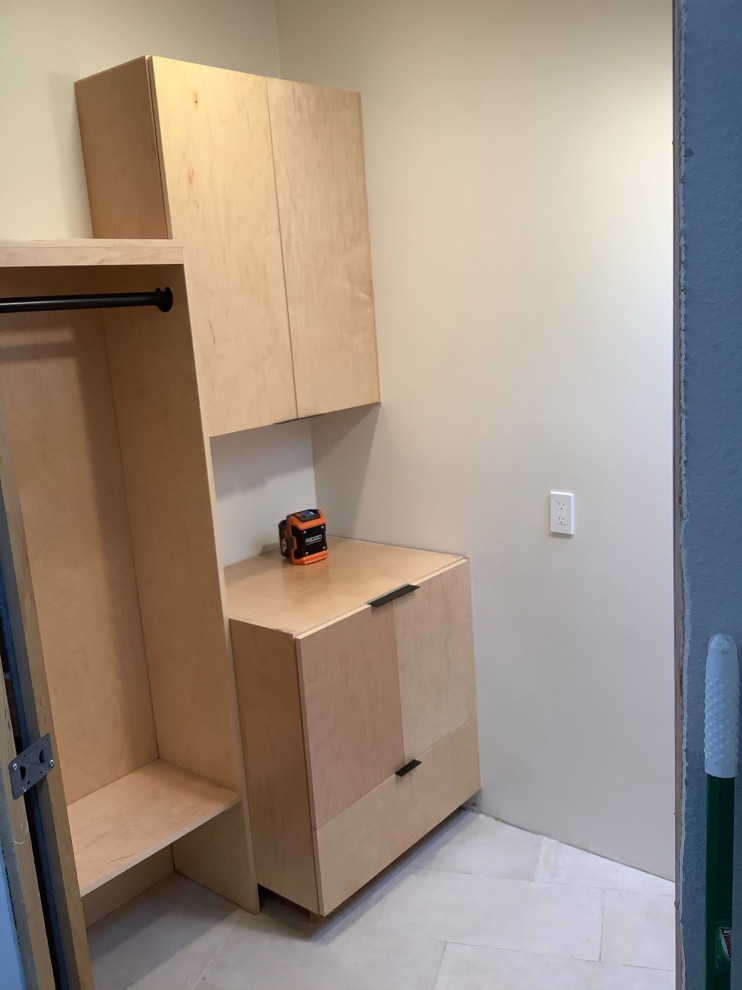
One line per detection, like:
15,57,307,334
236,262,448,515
279,509,328,565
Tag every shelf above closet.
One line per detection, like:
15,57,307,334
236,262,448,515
68,760,240,895
0,239,183,269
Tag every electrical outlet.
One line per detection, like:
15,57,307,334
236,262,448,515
550,491,575,535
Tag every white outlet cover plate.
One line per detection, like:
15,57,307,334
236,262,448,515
550,491,575,535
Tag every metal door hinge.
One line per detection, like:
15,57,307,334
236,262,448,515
8,733,54,799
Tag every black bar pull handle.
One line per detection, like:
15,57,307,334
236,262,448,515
368,583,419,608
0,287,174,316
396,758,422,778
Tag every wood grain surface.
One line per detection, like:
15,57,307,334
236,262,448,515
75,58,169,240
315,719,481,914
225,537,462,634
0,268,158,805
0,352,94,988
297,606,404,827
231,621,319,912
68,760,239,895
393,560,478,758
150,57,296,435
0,240,182,268
267,78,380,418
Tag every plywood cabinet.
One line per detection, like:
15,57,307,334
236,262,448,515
75,57,380,437
0,241,261,989
226,538,480,915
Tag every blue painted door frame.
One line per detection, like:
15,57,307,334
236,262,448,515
0,810,27,990
676,1,742,987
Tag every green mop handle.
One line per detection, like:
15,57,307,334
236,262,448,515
705,633,739,989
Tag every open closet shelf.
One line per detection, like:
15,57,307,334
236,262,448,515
67,760,240,895
0,239,182,268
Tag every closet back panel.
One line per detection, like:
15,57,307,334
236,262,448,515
99,264,244,790
0,267,158,804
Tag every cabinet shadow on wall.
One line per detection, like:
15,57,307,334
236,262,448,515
309,403,382,533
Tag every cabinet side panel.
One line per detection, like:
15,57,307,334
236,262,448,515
102,265,258,910
297,607,404,828
231,620,319,912
0,351,93,988
0,268,158,804
395,560,477,758
267,79,380,418
75,58,170,238
0,661,55,987
150,57,297,436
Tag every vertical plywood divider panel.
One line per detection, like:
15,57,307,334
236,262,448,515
75,58,169,239
172,803,255,911
267,78,380,418
0,658,56,989
0,308,94,986
147,57,297,436
0,273,158,805
100,265,258,910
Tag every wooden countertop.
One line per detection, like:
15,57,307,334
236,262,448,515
224,537,464,635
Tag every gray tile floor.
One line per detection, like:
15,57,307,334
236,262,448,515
89,810,676,990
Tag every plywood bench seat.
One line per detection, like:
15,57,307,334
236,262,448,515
68,760,240,895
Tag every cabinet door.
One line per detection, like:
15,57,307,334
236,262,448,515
296,606,404,827
393,561,477,759
267,79,380,419
150,58,297,436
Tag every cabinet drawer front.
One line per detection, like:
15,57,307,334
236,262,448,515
297,607,404,828
393,560,477,757
315,718,480,914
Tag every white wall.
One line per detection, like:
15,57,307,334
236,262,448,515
277,0,675,877
0,0,674,878
211,422,317,565
0,0,316,561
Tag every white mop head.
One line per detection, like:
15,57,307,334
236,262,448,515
705,633,740,778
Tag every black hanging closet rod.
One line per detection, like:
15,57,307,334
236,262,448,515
0,286,173,316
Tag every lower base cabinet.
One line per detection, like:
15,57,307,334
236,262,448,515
226,537,481,915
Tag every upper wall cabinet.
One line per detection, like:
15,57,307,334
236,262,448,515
75,57,380,437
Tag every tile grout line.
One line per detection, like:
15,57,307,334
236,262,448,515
430,941,450,990
429,938,675,974
188,909,241,990
410,863,674,896
599,889,607,963
534,834,549,882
